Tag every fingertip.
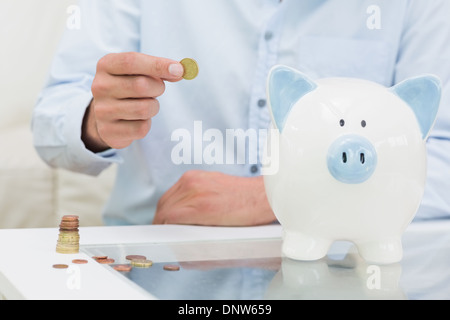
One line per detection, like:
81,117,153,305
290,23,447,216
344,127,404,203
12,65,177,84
168,63,184,78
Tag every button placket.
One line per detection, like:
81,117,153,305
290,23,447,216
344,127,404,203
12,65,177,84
247,2,286,176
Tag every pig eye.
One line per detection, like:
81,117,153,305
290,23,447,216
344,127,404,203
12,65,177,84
339,119,345,127
361,120,367,128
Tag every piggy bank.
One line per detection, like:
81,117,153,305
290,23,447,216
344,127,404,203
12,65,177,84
263,65,441,264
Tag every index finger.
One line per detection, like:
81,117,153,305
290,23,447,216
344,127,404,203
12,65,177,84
99,52,184,82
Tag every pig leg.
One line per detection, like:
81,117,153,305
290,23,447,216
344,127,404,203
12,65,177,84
282,230,331,261
356,237,402,265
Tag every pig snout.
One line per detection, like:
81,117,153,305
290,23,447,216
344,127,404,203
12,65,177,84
327,134,377,184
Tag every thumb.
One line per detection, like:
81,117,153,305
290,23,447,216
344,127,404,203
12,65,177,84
104,52,184,82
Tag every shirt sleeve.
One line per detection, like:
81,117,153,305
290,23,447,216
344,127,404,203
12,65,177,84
394,0,450,219
31,0,141,176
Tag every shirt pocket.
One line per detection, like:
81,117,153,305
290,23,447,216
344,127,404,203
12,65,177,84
296,36,392,86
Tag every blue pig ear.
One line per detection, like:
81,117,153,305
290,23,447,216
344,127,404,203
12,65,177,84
391,75,441,140
267,65,317,132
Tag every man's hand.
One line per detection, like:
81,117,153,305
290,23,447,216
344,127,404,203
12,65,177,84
82,52,184,152
153,170,277,226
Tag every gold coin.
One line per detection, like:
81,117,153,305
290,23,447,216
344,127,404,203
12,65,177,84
57,245,79,249
180,58,199,80
58,234,80,241
131,259,153,268
56,248,79,254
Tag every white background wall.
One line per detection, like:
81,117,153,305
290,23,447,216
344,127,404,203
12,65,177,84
0,0,116,228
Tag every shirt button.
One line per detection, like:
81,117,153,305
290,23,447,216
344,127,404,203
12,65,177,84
257,99,266,108
250,165,259,174
264,31,273,41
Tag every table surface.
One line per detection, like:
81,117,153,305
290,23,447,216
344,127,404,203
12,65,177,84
0,220,449,300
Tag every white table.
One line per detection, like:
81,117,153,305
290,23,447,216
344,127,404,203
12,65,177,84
0,224,282,300
1,221,449,300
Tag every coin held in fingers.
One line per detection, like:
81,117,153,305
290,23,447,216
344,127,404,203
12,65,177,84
180,58,199,80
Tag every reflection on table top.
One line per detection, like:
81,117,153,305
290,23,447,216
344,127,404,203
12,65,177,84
82,220,450,300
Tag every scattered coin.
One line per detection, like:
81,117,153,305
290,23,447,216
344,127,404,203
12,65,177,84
163,264,180,271
113,264,132,272
92,256,108,260
180,58,199,80
130,259,153,268
97,258,115,264
126,255,146,261
53,264,69,269
72,259,88,264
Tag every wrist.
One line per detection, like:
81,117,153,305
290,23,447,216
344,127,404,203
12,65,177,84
81,100,110,153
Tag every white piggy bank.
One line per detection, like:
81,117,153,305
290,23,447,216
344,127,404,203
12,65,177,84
263,65,441,264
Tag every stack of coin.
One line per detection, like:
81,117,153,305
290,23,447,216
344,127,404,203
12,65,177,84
56,215,80,254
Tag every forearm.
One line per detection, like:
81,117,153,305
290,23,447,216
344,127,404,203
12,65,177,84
32,87,120,176
32,0,141,174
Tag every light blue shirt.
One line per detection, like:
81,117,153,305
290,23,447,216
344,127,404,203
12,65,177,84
32,0,450,225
